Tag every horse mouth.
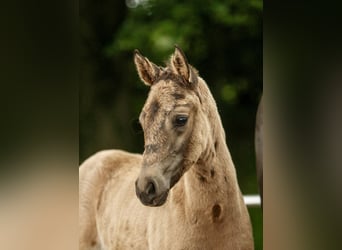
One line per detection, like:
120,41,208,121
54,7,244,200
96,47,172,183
140,190,169,207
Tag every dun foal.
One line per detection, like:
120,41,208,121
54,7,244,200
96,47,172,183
79,47,254,250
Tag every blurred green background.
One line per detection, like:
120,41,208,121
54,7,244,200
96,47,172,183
80,0,262,248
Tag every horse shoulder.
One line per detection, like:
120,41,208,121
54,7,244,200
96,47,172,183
79,149,142,250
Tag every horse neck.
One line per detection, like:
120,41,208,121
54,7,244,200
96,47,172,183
170,78,245,217
194,77,239,184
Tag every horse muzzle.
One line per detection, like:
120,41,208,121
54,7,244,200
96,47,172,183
135,177,169,207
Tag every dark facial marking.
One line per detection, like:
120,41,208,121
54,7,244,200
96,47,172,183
210,169,215,178
158,118,165,130
212,204,222,221
144,144,159,154
198,174,207,183
224,176,227,183
91,240,97,247
172,93,185,100
214,141,218,150
150,100,160,116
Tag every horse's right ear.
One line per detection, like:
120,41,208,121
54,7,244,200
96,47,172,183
134,50,160,86
171,45,198,88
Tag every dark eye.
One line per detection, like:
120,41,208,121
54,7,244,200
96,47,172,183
174,115,188,127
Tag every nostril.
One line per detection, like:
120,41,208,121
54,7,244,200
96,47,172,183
146,181,156,196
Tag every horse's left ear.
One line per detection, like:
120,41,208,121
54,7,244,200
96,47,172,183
171,46,198,87
134,49,161,86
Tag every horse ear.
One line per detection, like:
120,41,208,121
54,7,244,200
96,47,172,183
171,46,189,79
171,46,198,86
134,50,160,86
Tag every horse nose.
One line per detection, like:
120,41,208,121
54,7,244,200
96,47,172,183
141,180,157,202
135,179,158,204
146,181,156,196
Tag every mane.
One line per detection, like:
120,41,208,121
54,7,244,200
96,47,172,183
154,63,199,89
154,69,187,86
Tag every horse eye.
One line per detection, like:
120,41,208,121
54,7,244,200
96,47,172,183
174,115,188,127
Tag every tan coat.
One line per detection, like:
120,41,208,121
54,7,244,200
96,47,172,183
79,47,254,250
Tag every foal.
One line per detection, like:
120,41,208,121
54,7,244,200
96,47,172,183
79,46,254,250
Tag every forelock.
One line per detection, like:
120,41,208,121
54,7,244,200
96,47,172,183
154,69,188,88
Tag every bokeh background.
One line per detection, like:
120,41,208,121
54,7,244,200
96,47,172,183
2,2,342,250
80,0,262,248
